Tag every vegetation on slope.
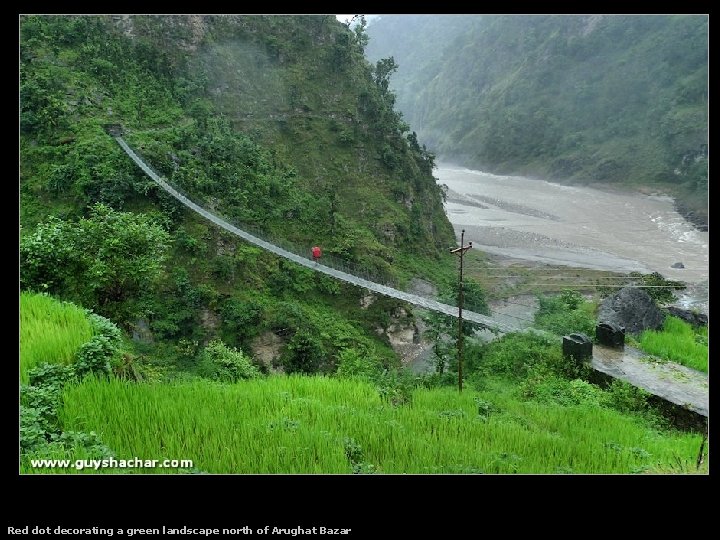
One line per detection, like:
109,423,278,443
366,15,708,223
20,292,93,384
19,16,706,475
638,316,708,373
56,345,704,474
20,14,458,375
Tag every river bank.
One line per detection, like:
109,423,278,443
436,164,709,285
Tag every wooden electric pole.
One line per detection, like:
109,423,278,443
450,229,472,392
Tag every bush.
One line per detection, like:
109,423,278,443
474,332,561,379
86,311,122,344
198,339,260,382
519,373,605,407
605,379,649,414
628,272,686,304
281,331,325,375
27,363,77,388
335,348,384,381
534,291,596,337
75,335,114,378
376,369,415,406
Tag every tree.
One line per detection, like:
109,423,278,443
21,204,171,317
374,56,398,94
351,15,369,53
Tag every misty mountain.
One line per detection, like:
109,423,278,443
366,15,708,224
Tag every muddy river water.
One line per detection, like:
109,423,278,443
436,164,709,312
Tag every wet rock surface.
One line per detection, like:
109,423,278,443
595,322,625,348
593,344,708,417
666,306,708,327
598,287,665,334
562,333,593,360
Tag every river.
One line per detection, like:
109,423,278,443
435,164,709,311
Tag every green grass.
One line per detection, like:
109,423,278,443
638,316,708,373
20,292,93,384
58,375,702,474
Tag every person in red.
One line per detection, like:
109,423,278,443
311,245,321,262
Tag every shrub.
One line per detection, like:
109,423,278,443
86,311,122,344
198,339,260,382
75,335,114,378
534,292,596,336
605,379,649,414
27,363,77,388
474,332,561,379
519,373,605,407
335,348,384,381
376,369,415,406
281,331,324,375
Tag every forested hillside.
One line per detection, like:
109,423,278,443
20,15,456,372
366,15,708,225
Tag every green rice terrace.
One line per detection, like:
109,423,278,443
20,290,708,475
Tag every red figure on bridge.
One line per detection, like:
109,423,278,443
311,246,322,262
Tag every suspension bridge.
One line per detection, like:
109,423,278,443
113,135,516,333
111,131,707,418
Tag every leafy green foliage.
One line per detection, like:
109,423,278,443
198,339,260,382
20,14,457,377
520,375,606,407
281,331,325,375
469,332,566,380
335,348,385,381
534,290,596,337
604,379,650,415
628,272,686,304
423,277,491,375
75,336,115,378
21,204,171,319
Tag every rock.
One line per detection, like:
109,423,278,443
360,292,376,309
671,262,685,269
408,278,438,299
562,333,593,361
595,321,625,348
200,308,220,333
131,318,153,344
598,287,665,334
250,331,286,371
667,306,708,327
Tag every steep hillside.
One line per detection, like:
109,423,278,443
366,15,708,225
20,15,456,372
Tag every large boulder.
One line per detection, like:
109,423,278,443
598,287,665,334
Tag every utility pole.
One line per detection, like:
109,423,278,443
450,229,472,392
